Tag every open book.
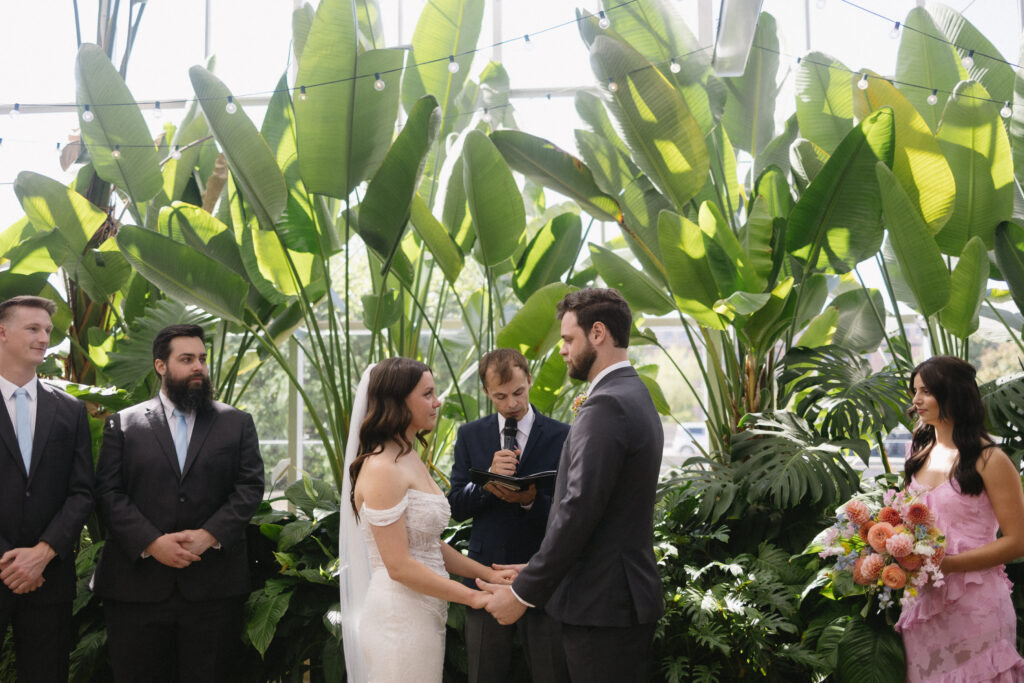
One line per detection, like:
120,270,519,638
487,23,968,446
469,468,557,492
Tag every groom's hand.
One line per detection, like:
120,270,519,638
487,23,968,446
475,580,528,625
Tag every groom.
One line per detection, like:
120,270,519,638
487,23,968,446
478,288,664,681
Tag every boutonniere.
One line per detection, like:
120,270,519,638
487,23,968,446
571,393,587,417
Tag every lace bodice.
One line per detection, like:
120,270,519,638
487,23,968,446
360,488,450,576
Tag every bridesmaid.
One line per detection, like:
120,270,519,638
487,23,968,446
895,356,1024,681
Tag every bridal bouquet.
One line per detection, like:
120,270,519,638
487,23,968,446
817,486,946,610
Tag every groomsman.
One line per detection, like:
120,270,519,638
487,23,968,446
0,295,94,682
478,288,665,682
94,324,264,683
448,349,570,683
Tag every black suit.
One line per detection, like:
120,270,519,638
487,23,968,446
512,367,664,682
449,406,570,683
94,396,263,682
0,380,94,683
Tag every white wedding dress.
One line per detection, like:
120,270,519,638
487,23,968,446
357,488,451,682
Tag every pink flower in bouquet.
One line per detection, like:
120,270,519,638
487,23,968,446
877,506,902,526
858,521,875,543
906,502,932,526
885,533,914,558
867,522,895,553
931,545,945,567
898,553,924,571
852,557,872,586
882,564,907,590
845,499,871,526
860,553,886,582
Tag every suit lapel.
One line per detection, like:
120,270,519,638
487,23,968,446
0,396,25,477
182,405,216,479
145,398,182,477
27,382,58,484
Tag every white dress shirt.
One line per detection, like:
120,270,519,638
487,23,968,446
497,404,535,454
159,390,196,442
0,374,38,440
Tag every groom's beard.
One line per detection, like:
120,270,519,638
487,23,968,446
164,373,214,412
566,340,597,382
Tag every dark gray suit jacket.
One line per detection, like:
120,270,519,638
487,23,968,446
0,381,94,605
93,397,263,602
512,366,664,627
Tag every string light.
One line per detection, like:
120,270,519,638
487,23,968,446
82,104,94,122
607,77,618,92
448,55,459,74
9,103,20,118
927,89,939,106
225,95,237,114
171,145,182,160
111,144,121,159
598,10,610,29
298,85,308,101
523,34,533,49
1001,101,1013,118
481,108,491,123
373,73,386,91
669,58,681,73
889,22,900,39
857,73,869,90
961,49,974,69
153,100,162,118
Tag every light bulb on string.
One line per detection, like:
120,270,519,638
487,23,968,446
961,50,974,69
225,96,237,114
669,58,681,74
927,89,939,106
82,105,94,122
481,108,491,123
448,55,460,74
56,142,61,151
153,101,162,119
857,73,869,90
523,34,534,50
890,22,901,39
1001,101,1013,118
299,86,308,101
111,145,121,159
607,77,618,93
598,10,610,29
9,103,20,118
171,145,182,160
374,73,386,91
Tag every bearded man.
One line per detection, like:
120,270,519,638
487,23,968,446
94,324,264,683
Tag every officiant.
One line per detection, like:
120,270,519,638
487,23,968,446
448,348,569,683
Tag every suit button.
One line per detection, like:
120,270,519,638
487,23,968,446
179,496,185,502
24,491,30,498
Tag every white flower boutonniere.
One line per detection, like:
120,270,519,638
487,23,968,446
571,393,587,417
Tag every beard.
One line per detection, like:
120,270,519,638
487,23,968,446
566,341,597,382
164,372,214,412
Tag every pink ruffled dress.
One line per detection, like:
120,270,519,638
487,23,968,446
895,479,1024,682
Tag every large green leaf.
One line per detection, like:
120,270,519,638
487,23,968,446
359,96,441,273
166,110,211,204
189,67,287,230
574,129,640,198
876,163,949,317
575,90,632,162
929,4,1015,104
699,201,763,296
831,288,886,354
1015,55,1024,194
895,7,962,133
409,194,463,285
245,590,293,657
787,107,895,274
75,44,163,203
513,213,582,301
588,244,674,316
116,225,248,323
854,71,955,234
496,282,573,358
754,113,799,181
935,81,1014,253
462,130,525,267
160,203,247,278
939,236,989,339
588,34,708,211
657,210,725,330
348,48,406,193
741,277,795,353
980,371,1024,440
795,51,853,154
292,3,315,61
490,130,620,223
721,12,779,154
835,618,905,683
994,221,1024,313
13,172,106,254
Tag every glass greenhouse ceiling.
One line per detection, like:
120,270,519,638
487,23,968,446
0,0,1020,227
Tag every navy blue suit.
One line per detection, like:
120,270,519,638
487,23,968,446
448,405,569,683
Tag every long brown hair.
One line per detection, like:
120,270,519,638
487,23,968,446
349,357,433,513
903,356,995,496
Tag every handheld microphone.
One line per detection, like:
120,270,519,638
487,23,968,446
503,418,518,452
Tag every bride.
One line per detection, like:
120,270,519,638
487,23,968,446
339,358,516,682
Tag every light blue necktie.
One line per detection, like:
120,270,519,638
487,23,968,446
14,388,32,473
171,409,188,472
